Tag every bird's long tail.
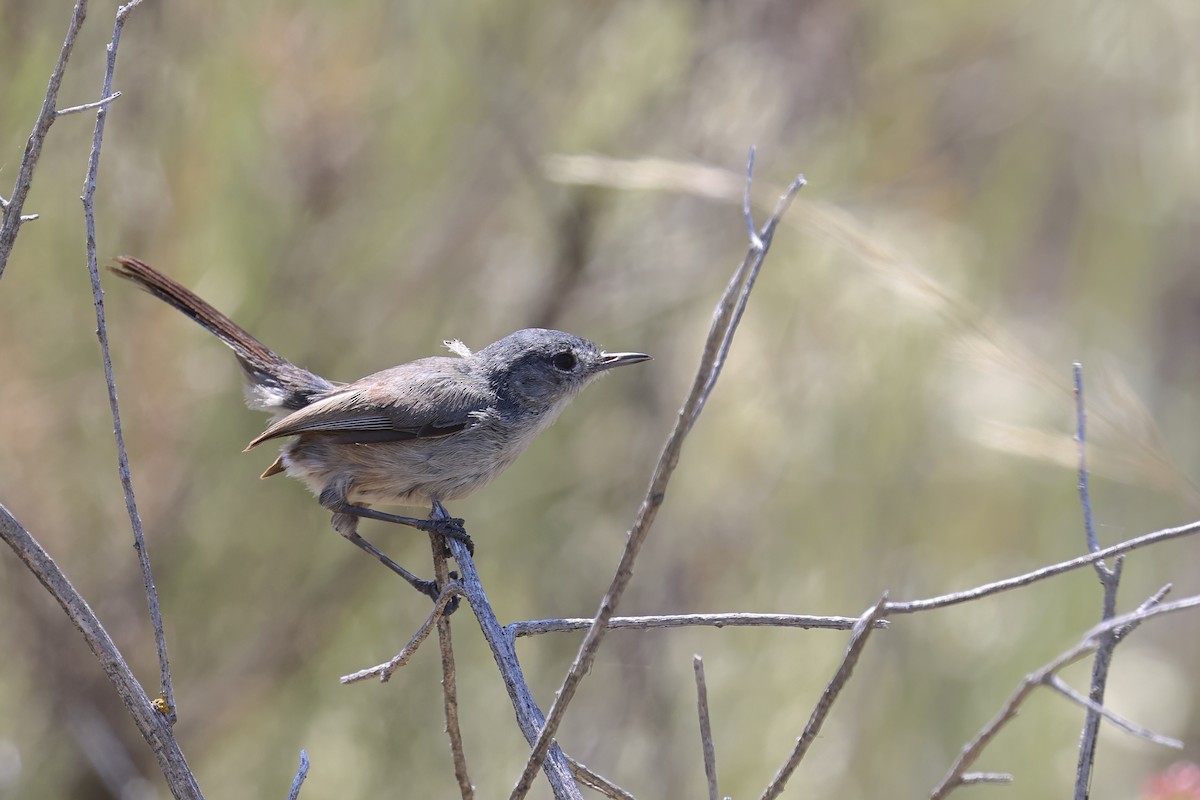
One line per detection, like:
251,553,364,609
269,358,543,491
109,256,335,413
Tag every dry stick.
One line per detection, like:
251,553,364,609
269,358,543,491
566,756,636,800
508,612,882,637
885,517,1200,615
928,593,1198,800
509,151,807,800
287,750,310,800
430,536,474,800
758,594,889,800
1071,362,1122,800
0,505,203,798
693,656,720,800
338,583,463,684
80,0,175,722
442,535,582,799
0,0,88,277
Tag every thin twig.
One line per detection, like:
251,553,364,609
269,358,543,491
338,583,463,684
0,505,202,797
930,592,1200,799
566,756,636,800
507,612,882,637
440,518,580,798
430,535,473,800
509,151,806,800
759,594,888,800
0,0,88,278
693,656,720,800
287,750,310,800
81,0,173,722
56,91,122,116
1048,676,1181,748
885,518,1200,615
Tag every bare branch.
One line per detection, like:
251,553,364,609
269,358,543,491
56,91,122,116
509,152,806,800
1048,676,1181,749
507,612,882,637
79,0,174,723
287,750,310,800
694,656,720,800
0,0,88,278
886,518,1200,615
759,595,888,800
430,536,473,800
930,592,1200,799
442,531,581,799
0,505,202,797
566,756,636,800
338,582,463,685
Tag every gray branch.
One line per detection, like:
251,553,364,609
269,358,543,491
758,594,888,800
507,612,881,637
0,0,88,277
0,505,202,798
509,151,806,800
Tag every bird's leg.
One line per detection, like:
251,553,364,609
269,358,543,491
337,504,473,553
329,510,439,600
316,481,472,550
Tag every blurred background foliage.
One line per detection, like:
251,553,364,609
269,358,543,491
2,0,1200,797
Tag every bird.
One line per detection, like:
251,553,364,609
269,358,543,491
109,256,651,597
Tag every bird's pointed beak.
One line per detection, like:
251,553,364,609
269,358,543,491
597,351,652,371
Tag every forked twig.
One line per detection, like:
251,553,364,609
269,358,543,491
930,593,1197,799
445,529,582,799
0,0,88,277
1071,362,1122,800
339,582,463,685
509,150,806,800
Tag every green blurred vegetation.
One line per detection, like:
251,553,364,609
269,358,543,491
3,0,1200,797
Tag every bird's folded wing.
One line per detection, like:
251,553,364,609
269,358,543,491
245,361,491,449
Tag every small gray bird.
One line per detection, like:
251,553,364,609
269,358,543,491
110,257,650,596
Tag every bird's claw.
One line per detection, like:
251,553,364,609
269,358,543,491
421,516,474,554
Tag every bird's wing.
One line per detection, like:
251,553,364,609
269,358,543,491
244,358,493,449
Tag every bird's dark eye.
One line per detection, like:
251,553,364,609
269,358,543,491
551,351,577,371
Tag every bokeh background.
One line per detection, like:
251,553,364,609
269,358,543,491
3,1,1200,797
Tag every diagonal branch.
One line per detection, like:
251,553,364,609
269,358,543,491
0,0,88,277
445,532,582,799
758,594,888,800
885,518,1200,615
0,504,202,798
509,151,806,800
